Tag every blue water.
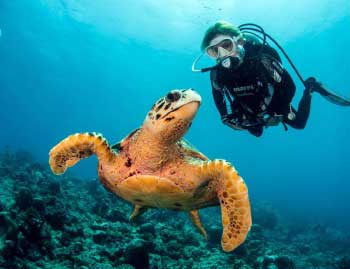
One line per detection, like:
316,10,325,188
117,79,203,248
1,0,349,230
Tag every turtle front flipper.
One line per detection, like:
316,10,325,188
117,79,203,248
179,139,208,161
199,160,252,252
49,133,117,175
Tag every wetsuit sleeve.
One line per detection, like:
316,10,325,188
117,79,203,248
210,70,228,117
273,70,296,116
210,70,246,131
260,46,296,116
260,45,284,84
261,45,282,63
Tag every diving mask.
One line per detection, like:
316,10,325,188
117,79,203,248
192,35,244,73
205,35,238,59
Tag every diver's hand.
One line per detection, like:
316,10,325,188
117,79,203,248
221,114,231,123
221,115,244,130
304,77,322,91
304,77,333,97
265,114,284,126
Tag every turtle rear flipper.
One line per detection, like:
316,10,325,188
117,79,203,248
189,210,208,240
199,160,252,252
49,132,116,175
129,204,148,221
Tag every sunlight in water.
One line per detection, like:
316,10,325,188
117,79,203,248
40,0,350,51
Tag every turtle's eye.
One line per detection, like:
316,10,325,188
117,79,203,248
165,91,181,103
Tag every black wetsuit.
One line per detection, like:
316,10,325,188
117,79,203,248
210,41,312,137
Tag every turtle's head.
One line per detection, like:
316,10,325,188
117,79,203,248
143,89,201,142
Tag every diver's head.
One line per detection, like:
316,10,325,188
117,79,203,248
201,21,245,69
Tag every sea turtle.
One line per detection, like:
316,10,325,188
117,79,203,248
49,89,252,252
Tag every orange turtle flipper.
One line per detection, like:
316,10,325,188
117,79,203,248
199,160,252,252
49,132,116,175
129,204,149,220
189,210,208,240
179,139,208,161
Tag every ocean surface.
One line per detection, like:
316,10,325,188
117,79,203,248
0,1,349,268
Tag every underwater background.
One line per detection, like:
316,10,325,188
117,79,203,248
0,1,349,268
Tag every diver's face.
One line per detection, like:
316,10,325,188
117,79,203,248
206,35,238,60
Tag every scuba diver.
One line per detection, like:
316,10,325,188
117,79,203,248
192,21,350,137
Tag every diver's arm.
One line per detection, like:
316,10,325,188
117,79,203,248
272,70,296,116
212,88,245,130
210,73,244,130
280,70,296,104
260,49,296,116
212,87,228,117
260,50,284,84
210,70,228,117
261,44,282,63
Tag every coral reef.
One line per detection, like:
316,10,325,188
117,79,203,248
0,148,349,268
